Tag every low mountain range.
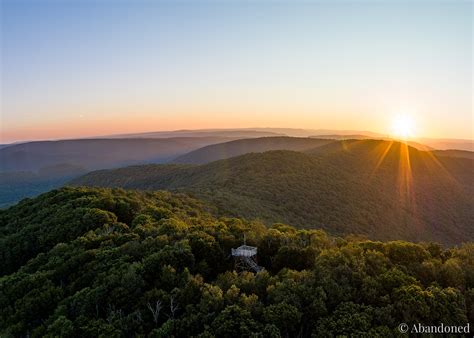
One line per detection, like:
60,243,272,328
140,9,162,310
106,129,285,139
1,130,472,208
72,139,474,246
105,128,473,151
173,137,335,164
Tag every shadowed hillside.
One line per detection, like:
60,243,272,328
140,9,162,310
71,140,474,245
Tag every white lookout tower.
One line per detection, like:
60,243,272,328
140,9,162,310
231,236,263,273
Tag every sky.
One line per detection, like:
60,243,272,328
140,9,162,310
1,0,472,143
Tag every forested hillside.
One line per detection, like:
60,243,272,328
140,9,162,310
72,140,474,245
1,187,473,336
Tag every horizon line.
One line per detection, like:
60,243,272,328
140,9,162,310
1,126,473,145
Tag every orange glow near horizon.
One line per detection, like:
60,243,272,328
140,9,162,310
0,95,471,143
0,106,471,144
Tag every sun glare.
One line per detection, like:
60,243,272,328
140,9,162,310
391,115,415,139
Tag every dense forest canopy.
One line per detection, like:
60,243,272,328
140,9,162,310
0,187,473,337
72,140,474,246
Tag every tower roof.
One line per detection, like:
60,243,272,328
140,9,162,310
232,245,257,257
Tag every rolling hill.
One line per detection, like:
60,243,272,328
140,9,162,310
107,129,285,139
0,137,235,172
173,137,336,164
172,136,462,164
417,138,474,152
432,149,474,160
308,135,434,151
72,140,474,245
106,127,381,139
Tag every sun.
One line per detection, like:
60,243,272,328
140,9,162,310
391,115,416,139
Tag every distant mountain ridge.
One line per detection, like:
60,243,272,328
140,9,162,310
172,136,461,164
173,137,336,164
0,137,236,172
432,149,474,160
102,127,473,151
3,127,472,151
417,138,474,151
104,129,285,139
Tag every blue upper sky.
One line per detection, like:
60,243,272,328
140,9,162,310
1,0,472,142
